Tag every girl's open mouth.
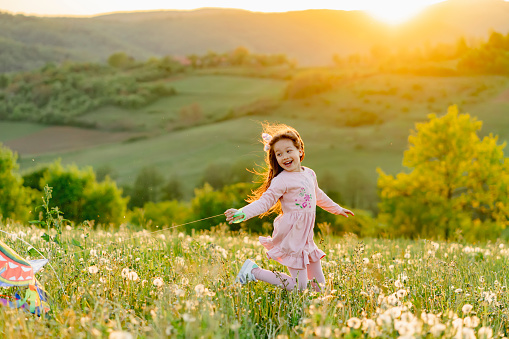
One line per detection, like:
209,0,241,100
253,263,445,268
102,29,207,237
283,160,293,166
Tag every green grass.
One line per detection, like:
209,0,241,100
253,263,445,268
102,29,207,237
0,122,47,143
75,75,286,131
1,221,507,338
11,72,509,204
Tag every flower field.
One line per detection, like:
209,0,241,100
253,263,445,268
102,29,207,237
0,221,508,338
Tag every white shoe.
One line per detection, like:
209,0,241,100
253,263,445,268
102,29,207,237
235,259,258,284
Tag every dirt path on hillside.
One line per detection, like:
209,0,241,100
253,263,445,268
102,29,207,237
4,126,139,155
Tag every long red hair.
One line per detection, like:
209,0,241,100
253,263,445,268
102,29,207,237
246,123,305,216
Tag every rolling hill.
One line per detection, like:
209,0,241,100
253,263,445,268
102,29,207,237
1,0,509,72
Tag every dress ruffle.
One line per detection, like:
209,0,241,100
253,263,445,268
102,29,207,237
259,236,326,270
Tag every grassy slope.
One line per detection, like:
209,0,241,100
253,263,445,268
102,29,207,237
0,122,47,142
14,72,509,200
75,75,285,130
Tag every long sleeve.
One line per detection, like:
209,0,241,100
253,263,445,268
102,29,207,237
241,175,287,220
312,170,344,215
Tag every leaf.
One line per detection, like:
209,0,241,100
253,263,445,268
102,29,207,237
71,238,83,249
27,247,39,257
41,233,50,242
28,220,42,225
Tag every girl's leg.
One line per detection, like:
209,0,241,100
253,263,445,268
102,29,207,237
307,260,326,292
252,267,307,291
287,267,308,291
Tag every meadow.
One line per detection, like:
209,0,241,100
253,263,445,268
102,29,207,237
1,220,508,338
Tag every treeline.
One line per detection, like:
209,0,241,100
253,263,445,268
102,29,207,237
0,58,179,127
333,30,509,76
3,105,508,241
185,46,293,69
0,48,292,128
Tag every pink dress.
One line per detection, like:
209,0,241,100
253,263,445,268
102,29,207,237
241,167,344,270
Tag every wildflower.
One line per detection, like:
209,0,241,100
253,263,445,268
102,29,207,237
362,258,369,264
478,327,493,339
181,277,189,286
452,318,463,329
346,317,361,329
121,268,130,278
398,273,408,283
314,326,332,337
387,294,398,306
461,327,476,339
153,278,164,287
462,304,473,314
455,288,463,293
404,252,411,259
376,313,392,327
479,276,485,283
396,289,407,298
90,249,97,256
195,284,205,295
430,323,446,337
88,266,99,274
395,280,404,288
464,316,480,328
127,271,139,281
109,332,133,339
182,313,196,322
395,320,415,336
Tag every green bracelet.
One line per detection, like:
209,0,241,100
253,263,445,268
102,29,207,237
232,210,246,223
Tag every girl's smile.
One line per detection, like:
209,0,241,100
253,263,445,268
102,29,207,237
273,138,303,172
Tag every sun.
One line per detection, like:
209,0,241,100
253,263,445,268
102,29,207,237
366,2,433,25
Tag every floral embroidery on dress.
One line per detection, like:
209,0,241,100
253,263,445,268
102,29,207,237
295,187,313,209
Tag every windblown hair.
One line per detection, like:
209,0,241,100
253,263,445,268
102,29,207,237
246,123,305,216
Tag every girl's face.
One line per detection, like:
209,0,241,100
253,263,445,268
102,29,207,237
273,138,303,172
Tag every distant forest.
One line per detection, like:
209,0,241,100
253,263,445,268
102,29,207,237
1,0,509,72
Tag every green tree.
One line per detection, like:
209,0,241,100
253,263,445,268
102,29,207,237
27,161,127,225
0,144,31,220
107,52,135,69
129,166,164,208
161,175,184,201
377,106,509,240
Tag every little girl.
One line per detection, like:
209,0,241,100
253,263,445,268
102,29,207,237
224,123,353,292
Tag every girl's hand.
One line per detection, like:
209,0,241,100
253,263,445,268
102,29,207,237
339,208,354,218
225,208,240,224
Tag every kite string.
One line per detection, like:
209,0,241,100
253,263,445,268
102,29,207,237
53,213,226,258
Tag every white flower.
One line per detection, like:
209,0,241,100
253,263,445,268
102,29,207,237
347,317,361,329
121,268,130,278
398,273,409,283
127,271,139,281
153,278,164,287
455,288,463,293
462,327,476,339
430,323,446,337
404,252,411,259
478,327,493,339
362,258,369,264
182,313,196,322
88,266,99,274
396,289,407,298
109,331,133,339
194,284,205,295
462,304,473,314
376,313,392,327
395,280,404,288
90,249,97,256
314,326,332,337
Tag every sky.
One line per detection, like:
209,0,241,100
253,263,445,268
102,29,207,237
0,0,448,24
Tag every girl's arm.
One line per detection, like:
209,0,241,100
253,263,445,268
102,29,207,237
313,171,354,218
225,175,287,223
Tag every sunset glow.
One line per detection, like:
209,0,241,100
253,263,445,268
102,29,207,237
0,0,446,24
